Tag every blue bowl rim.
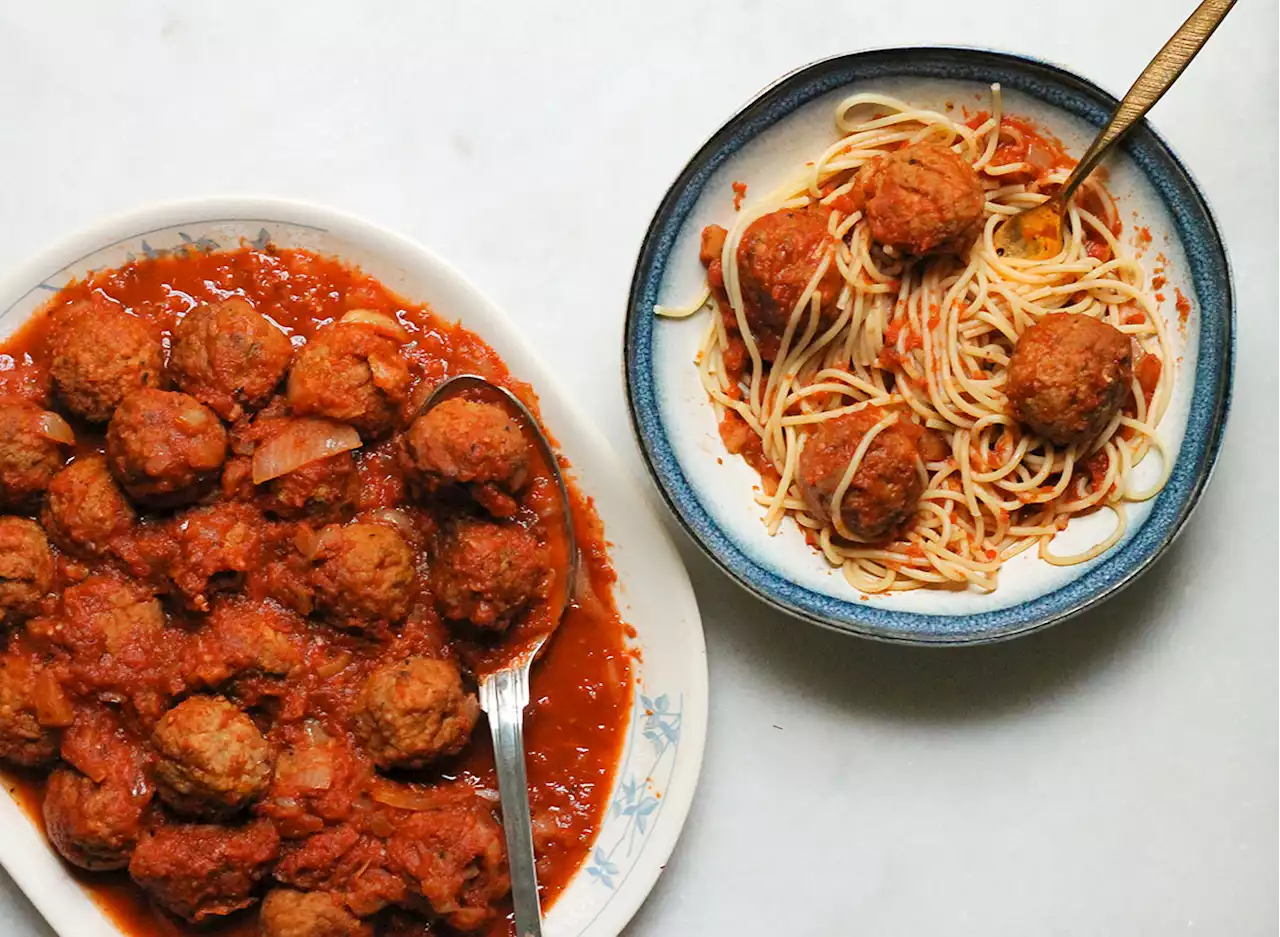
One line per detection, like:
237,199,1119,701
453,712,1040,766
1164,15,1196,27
623,46,1235,646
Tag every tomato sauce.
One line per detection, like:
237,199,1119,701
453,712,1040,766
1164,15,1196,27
0,245,633,936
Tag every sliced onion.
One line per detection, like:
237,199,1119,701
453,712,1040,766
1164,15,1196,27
33,671,75,727
372,781,442,812
341,308,408,341
367,350,407,393
475,788,500,803
293,525,320,560
289,761,333,792
302,720,331,744
369,508,414,538
253,419,362,484
36,411,75,446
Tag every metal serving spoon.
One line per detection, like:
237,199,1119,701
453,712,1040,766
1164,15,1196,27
994,0,1235,261
416,373,579,937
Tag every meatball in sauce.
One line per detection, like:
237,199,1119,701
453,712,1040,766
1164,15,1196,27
169,297,293,421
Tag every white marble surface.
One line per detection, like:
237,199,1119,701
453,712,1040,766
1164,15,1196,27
0,2,1275,935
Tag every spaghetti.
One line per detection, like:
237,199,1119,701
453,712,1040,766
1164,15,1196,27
660,85,1173,594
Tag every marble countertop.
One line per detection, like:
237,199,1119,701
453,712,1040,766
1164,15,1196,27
1,1,1275,934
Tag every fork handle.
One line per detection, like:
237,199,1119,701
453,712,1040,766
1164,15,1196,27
481,664,543,937
1063,0,1236,200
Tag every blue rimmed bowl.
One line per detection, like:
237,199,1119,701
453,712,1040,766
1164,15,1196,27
624,47,1233,645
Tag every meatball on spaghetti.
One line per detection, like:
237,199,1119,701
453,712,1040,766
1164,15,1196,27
1006,312,1134,447
853,142,985,255
798,407,924,542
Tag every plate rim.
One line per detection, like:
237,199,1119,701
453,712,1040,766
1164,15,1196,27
623,45,1235,646
0,195,709,937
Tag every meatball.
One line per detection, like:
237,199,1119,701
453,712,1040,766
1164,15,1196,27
386,793,509,932
311,523,415,630
249,416,360,523
0,517,52,624
404,398,529,492
151,695,274,817
46,298,165,422
107,389,228,505
185,598,303,691
0,355,52,407
42,455,136,557
287,321,411,437
43,763,150,870
260,725,371,838
30,575,164,659
798,406,923,541
0,653,61,766
274,823,407,918
0,401,69,504
432,518,548,630
353,656,479,770
730,206,844,359
853,143,985,256
1006,312,1134,447
260,889,371,937
168,503,263,611
129,819,279,923
169,297,294,420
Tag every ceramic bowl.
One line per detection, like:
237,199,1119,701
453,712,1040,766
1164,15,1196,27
0,198,707,937
625,47,1232,644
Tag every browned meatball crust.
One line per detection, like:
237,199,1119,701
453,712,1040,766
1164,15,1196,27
43,761,151,871
169,297,294,420
385,794,510,932
107,389,228,505
46,299,165,422
732,206,843,360
151,695,274,817
184,597,303,691
0,516,52,623
0,401,69,504
287,321,411,437
404,398,529,492
29,574,164,660
0,652,62,766
432,518,548,630
1006,312,1134,447
260,889,372,937
311,523,415,630
798,406,924,541
128,818,280,923
353,656,479,769
42,455,136,557
167,502,263,611
854,143,985,256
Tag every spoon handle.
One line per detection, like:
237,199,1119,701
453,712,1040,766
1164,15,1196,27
480,662,543,937
1063,0,1236,200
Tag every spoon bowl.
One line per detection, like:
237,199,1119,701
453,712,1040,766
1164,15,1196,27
993,0,1234,261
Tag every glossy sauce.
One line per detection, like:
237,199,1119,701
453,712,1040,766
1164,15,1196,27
0,246,634,936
